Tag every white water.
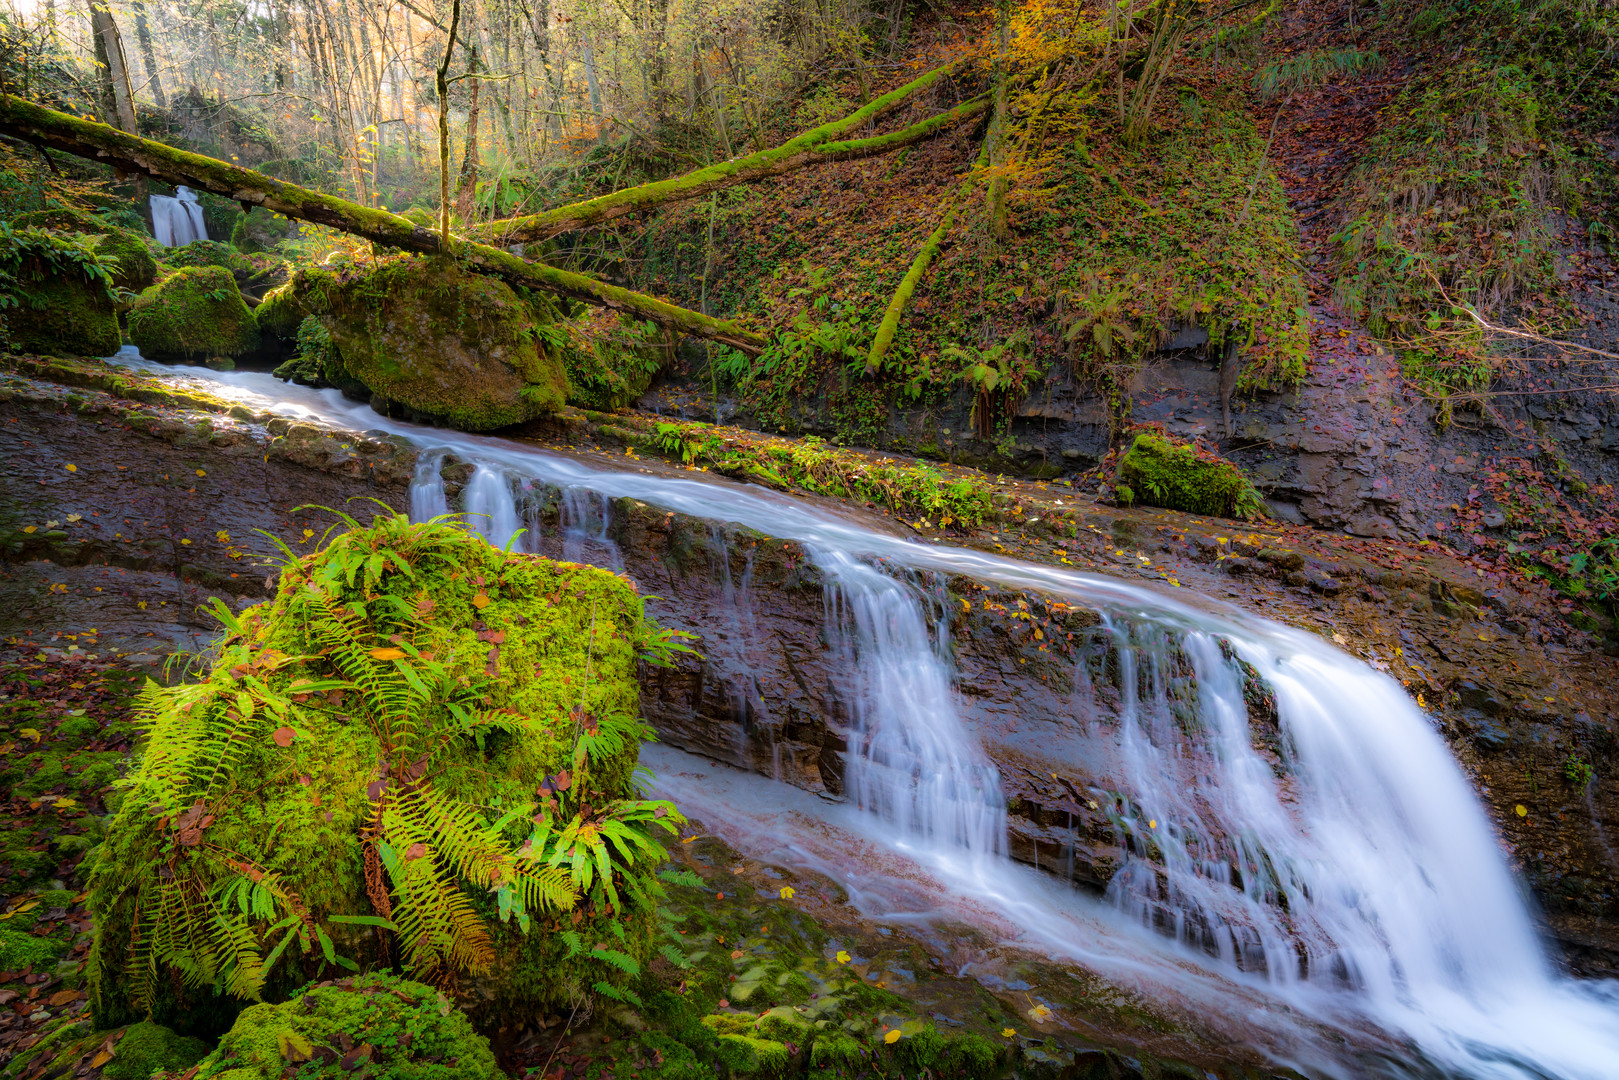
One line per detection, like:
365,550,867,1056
104,351,1619,1079
149,185,208,248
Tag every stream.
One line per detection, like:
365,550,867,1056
105,350,1619,1079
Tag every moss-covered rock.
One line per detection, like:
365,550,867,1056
1115,433,1267,520
253,282,307,341
0,227,122,357
0,922,66,969
291,255,568,430
186,974,503,1079
104,1021,211,1080
12,207,157,290
562,311,665,410
162,239,253,277
128,266,261,362
88,512,680,1034
229,207,293,254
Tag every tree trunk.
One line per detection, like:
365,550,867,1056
132,0,166,108
0,92,766,353
479,59,981,245
454,47,482,223
437,0,462,243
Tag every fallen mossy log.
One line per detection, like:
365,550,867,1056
0,94,767,354
478,64,988,245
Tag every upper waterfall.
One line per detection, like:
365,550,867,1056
149,185,208,247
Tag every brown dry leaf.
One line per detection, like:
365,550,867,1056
404,842,428,860
472,592,491,610
272,727,295,747
48,989,82,1006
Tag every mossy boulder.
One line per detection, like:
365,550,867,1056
254,282,307,342
12,207,156,290
0,227,121,357
292,255,568,430
162,239,253,277
128,266,261,362
88,512,679,1035
1115,433,1267,520
229,207,293,254
186,974,503,1079
562,310,665,410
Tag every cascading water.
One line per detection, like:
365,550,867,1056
105,354,1619,1080
149,185,208,247
822,550,1006,861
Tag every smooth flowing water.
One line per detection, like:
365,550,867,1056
148,185,208,247
105,352,1619,1079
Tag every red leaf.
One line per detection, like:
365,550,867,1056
404,842,428,860
272,727,295,748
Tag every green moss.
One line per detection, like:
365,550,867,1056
0,226,121,357
230,207,293,254
293,254,568,430
128,266,261,361
716,1032,791,1074
561,311,665,410
272,315,350,388
254,283,306,340
162,238,253,276
104,1021,210,1080
0,923,66,969
1116,434,1267,521
192,973,502,1079
89,511,676,1033
11,207,156,289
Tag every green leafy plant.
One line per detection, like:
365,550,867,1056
91,509,686,1019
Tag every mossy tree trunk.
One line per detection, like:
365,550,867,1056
0,92,767,353
476,59,987,245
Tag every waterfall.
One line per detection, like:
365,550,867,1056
108,355,1619,1080
821,550,1006,860
149,185,208,247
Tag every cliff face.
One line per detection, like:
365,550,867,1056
4,354,1614,975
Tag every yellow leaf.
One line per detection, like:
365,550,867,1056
369,647,406,660
90,1050,113,1068
66,513,82,523
1029,1004,1052,1022
1001,1028,1016,1038
1148,819,1157,829
195,469,206,477
22,526,36,534
55,798,79,811
180,538,192,545
884,1029,902,1044
302,529,314,540
64,463,76,472
217,531,231,542
779,886,795,899
19,728,40,742
681,835,697,843
835,950,850,964
1515,804,1528,817
472,592,491,609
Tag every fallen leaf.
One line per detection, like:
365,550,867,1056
885,1029,902,1044
195,469,206,477
64,463,77,472
405,842,428,860
1515,804,1528,817
89,1050,114,1068
779,886,795,899
1029,1004,1052,1022
1001,1028,1016,1038
66,513,82,523
730,949,744,959
48,989,82,1007
834,950,850,964
472,592,491,609
19,728,40,742
369,647,406,660
272,727,295,747
717,998,729,1008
